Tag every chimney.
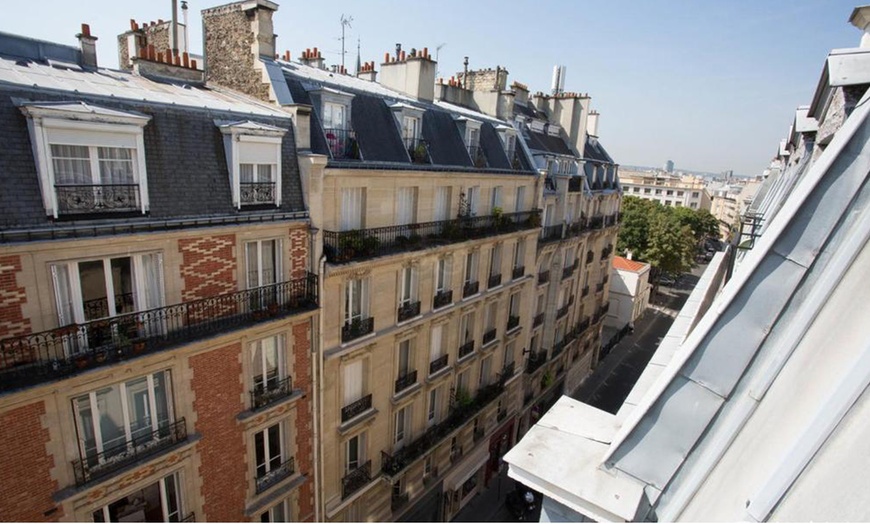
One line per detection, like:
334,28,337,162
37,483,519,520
357,61,377,82
201,0,279,101
77,24,98,68
379,45,437,102
299,48,325,69
587,110,600,137
849,6,870,48
511,81,529,106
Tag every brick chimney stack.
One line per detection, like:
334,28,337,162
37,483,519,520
76,24,98,68
379,46,436,102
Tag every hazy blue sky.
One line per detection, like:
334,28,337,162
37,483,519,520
0,1,862,175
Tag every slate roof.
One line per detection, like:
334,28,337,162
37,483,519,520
350,94,408,162
525,128,574,156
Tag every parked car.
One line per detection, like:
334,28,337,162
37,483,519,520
659,274,677,286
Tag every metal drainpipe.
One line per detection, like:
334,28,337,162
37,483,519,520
313,251,326,522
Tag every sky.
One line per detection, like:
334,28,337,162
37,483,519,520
0,0,862,176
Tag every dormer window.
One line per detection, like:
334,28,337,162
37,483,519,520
461,119,485,168
18,101,151,218
391,103,428,164
316,88,357,160
497,125,519,169
217,120,287,209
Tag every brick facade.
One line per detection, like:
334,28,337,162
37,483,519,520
178,234,237,301
190,342,246,522
0,401,62,521
291,319,315,521
289,227,309,279
0,254,31,339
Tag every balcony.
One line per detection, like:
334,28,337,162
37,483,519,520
533,313,544,328
601,245,613,259
467,144,488,168
556,304,570,319
596,282,605,293
323,211,542,264
405,137,431,164
567,221,589,238
324,128,360,160
380,380,505,477
250,376,293,410
458,340,475,359
463,281,480,298
512,266,525,280
395,370,418,394
255,456,295,494
433,289,453,309
582,285,590,297
552,339,566,358
72,418,187,486
55,184,140,216
562,261,578,280
341,393,373,423
391,491,410,512
342,317,374,343
525,351,546,374
589,216,605,229
397,301,421,322
473,426,485,443
540,224,563,243
483,328,497,345
488,273,502,289
507,315,520,331
240,182,276,206
0,275,318,392
342,460,372,499
586,250,594,264
429,354,449,375
500,361,515,381
537,271,550,285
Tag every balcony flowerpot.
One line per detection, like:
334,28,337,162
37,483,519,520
132,340,147,354
75,355,90,369
94,350,108,363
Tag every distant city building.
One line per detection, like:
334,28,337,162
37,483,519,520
663,159,674,173
619,169,712,210
709,180,761,240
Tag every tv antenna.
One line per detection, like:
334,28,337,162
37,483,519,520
435,42,446,76
340,14,354,70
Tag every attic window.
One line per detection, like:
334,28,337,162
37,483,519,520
314,87,357,160
390,103,427,163
18,101,152,218
217,120,288,209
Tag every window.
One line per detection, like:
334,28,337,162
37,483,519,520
340,187,365,230
398,266,418,307
427,387,440,426
394,405,410,447
52,253,164,345
655,189,662,195
665,200,672,206
344,278,369,325
239,162,276,206
396,187,418,225
397,339,413,378
677,191,684,197
564,247,576,269
436,258,452,294
515,186,526,213
643,188,651,194
260,500,289,523
456,369,469,396
342,358,366,407
429,324,446,369
246,239,281,288
345,432,366,473
464,251,479,285
50,144,142,215
92,473,182,522
323,102,347,130
513,240,525,270
465,126,480,150
74,371,174,467
460,312,475,345
402,115,420,146
484,301,497,340
218,121,286,209
509,293,521,319
666,190,673,196
466,186,480,216
250,335,287,403
692,191,700,198
536,294,545,316
490,186,503,213
255,422,286,482
504,340,516,368
435,186,452,221
489,245,502,279
480,355,492,387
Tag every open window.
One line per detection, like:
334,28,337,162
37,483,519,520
217,120,287,209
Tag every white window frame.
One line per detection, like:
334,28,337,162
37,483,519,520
254,421,286,481
250,334,286,394
260,499,290,522
464,251,479,285
394,405,410,447
513,240,525,270
427,387,439,426
344,278,369,325
92,472,182,522
397,339,413,378
245,239,282,289
218,121,287,210
19,103,152,218
396,187,418,226
435,258,452,294
345,432,366,473
489,245,502,279
399,266,418,307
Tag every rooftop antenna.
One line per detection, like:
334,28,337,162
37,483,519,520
355,37,361,75
340,14,353,70
435,42,446,77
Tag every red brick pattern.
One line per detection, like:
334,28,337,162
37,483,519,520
178,235,237,301
289,228,308,279
0,255,31,339
0,402,62,521
292,319,315,522
190,342,246,522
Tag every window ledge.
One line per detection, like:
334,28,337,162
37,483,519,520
481,338,499,351
237,389,304,423
392,382,422,405
338,407,378,436
506,325,522,336
456,351,477,367
427,365,453,383
244,472,308,517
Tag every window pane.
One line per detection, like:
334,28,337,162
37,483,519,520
74,396,98,462
246,242,259,289
268,424,282,469
125,376,152,442
96,384,127,455
257,164,273,183
255,430,266,477
261,240,276,285
240,163,254,183
97,147,134,184
111,257,135,315
153,371,172,430
79,260,108,321
51,144,91,185
164,474,180,522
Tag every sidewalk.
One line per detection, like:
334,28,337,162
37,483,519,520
452,467,528,522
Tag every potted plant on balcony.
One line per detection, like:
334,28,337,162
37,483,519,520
541,371,553,389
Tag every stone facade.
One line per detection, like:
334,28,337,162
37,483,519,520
458,67,509,92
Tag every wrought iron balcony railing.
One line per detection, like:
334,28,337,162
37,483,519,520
380,380,505,478
324,128,361,160
552,339,567,358
342,317,374,343
567,221,590,238
341,393,373,423
0,275,318,392
557,304,570,319
533,313,544,328
433,289,453,309
323,210,541,264
55,184,141,215
488,273,502,289
525,351,546,374
397,301,421,322
240,182,276,206
342,460,372,499
405,137,431,164
540,224,563,243
250,376,293,410
395,369,418,394
512,266,525,280
537,270,550,285
391,491,410,512
601,245,613,259
72,418,187,486
429,354,448,375
589,216,605,229
562,261,578,280
507,315,520,331
467,144,488,168
463,281,479,298
501,361,515,381
255,456,295,494
596,282,605,293
483,328,497,345
458,340,475,359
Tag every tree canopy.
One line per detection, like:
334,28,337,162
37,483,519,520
616,196,713,277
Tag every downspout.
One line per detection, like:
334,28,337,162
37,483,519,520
314,249,326,522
